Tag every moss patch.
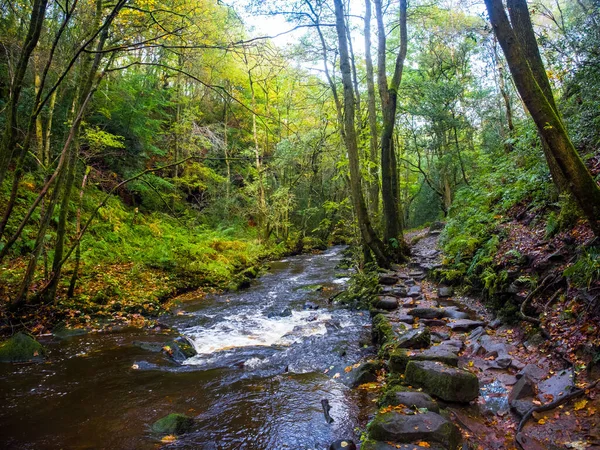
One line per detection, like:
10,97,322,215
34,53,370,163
151,413,194,435
0,333,45,363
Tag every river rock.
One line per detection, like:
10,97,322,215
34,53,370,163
373,296,399,311
396,314,415,325
517,364,548,383
448,319,486,332
166,336,197,363
411,346,459,367
389,348,409,373
537,368,575,403
151,413,195,435
379,273,399,285
384,391,440,413
437,339,464,351
468,326,486,341
330,440,357,450
408,307,445,319
0,332,45,363
267,307,292,318
381,286,408,297
304,301,319,310
407,285,422,297
368,410,462,449
349,361,381,387
421,319,447,327
405,361,479,403
509,375,536,416
397,327,431,349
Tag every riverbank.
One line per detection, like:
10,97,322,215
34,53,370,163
352,225,599,450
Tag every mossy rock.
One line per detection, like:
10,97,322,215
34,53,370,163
396,327,430,349
151,413,194,435
388,348,410,374
372,314,395,346
52,323,89,340
405,361,479,403
0,333,45,363
378,384,409,407
165,337,197,362
367,410,461,449
349,360,381,388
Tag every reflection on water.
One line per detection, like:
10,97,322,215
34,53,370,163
0,247,373,449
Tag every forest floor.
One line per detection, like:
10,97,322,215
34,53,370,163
364,227,600,449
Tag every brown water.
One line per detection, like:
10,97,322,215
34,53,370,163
0,247,373,449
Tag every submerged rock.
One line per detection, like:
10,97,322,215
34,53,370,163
151,413,194,435
0,332,45,363
368,410,461,449
405,361,479,403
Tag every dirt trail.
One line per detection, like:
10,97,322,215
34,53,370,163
361,226,599,450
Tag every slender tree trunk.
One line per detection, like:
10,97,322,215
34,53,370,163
374,0,408,255
364,0,380,217
333,0,389,268
67,165,90,298
485,0,600,236
0,0,49,187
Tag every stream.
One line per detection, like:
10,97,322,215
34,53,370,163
0,246,373,449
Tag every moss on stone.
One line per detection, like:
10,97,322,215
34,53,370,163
151,413,194,435
388,348,411,374
378,384,410,407
372,314,395,346
404,360,479,403
0,332,45,363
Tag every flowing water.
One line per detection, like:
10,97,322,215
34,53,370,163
0,247,373,449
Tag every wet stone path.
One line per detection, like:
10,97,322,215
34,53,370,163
348,226,599,450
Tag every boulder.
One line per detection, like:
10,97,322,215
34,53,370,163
373,296,399,311
368,411,461,450
372,314,395,346
151,413,194,435
383,390,440,413
448,319,486,332
397,327,431,349
166,336,197,363
304,301,319,310
405,361,479,403
408,308,445,319
0,332,45,363
537,368,575,403
267,307,293,318
349,361,381,388
396,315,415,325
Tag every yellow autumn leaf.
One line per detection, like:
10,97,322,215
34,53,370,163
537,418,546,425
468,361,474,367
416,442,431,447
161,435,177,443
574,399,588,411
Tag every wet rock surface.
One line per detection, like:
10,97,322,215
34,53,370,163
360,226,600,450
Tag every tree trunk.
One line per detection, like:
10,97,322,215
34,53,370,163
374,0,408,255
485,0,600,236
364,0,380,218
333,0,389,268
0,0,49,187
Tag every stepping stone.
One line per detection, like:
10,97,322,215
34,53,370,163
396,314,415,325
509,375,536,416
421,319,446,327
409,271,426,280
405,360,479,403
384,390,440,412
437,339,464,351
373,296,399,311
448,319,486,331
517,364,548,383
367,411,461,449
536,368,575,403
348,361,381,388
468,326,486,341
442,308,470,320
407,286,422,297
397,327,431,349
411,346,459,367
381,285,408,297
438,286,453,297
379,274,399,285
408,307,445,319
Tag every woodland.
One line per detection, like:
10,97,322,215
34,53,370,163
1,0,600,447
